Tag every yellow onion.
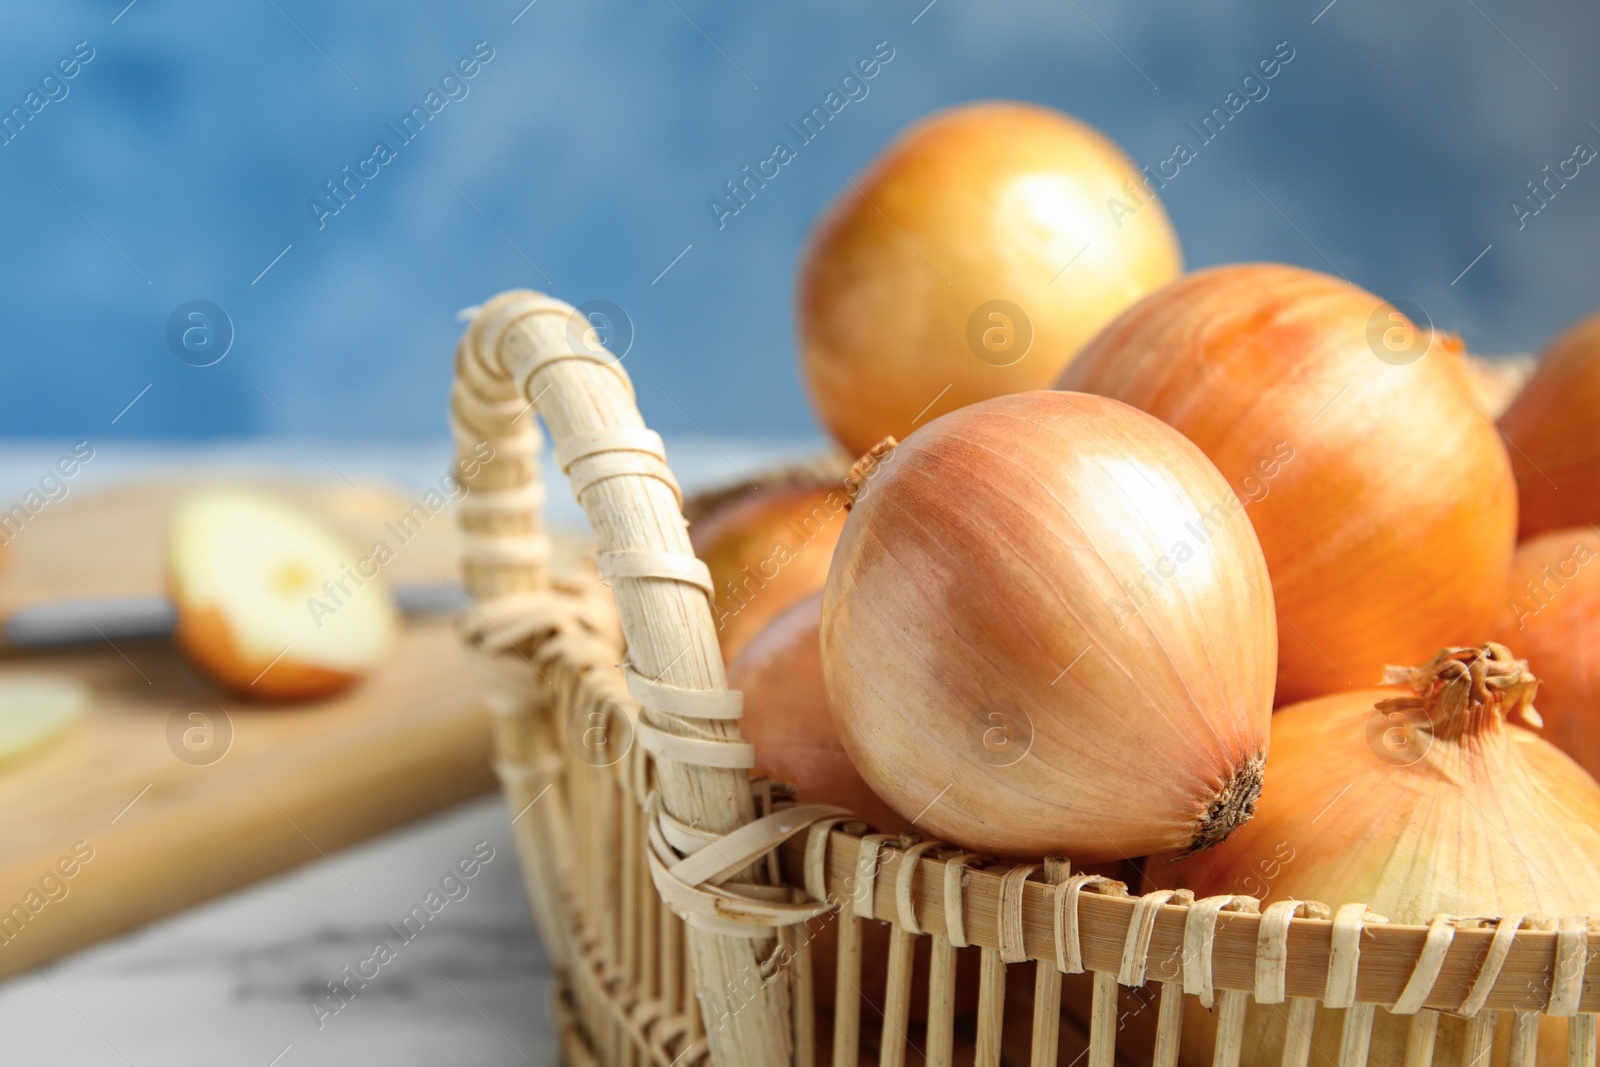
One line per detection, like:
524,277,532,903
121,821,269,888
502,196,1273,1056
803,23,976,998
730,593,980,1019
1500,311,1600,537
1165,645,1600,1067
800,101,1182,457
690,483,846,661
822,391,1276,860
1059,263,1518,703
1491,528,1600,778
727,591,901,832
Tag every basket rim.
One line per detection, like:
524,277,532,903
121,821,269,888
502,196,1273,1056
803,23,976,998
775,821,1597,1015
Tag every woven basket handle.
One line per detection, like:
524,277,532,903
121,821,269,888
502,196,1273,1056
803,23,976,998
450,290,792,1065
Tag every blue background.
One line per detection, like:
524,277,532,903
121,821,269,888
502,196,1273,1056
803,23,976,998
2,0,1598,443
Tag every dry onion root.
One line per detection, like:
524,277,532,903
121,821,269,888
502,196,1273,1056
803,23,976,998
1163,643,1600,1067
1059,263,1518,703
821,391,1276,860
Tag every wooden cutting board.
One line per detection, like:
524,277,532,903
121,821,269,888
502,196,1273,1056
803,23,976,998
0,478,557,980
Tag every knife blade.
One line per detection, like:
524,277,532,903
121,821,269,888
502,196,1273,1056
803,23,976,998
0,581,469,651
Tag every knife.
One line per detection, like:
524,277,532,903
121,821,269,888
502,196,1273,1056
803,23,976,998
0,581,469,651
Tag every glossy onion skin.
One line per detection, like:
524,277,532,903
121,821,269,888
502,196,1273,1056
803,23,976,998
1060,264,1518,703
1491,529,1600,778
690,484,847,662
727,592,902,832
1164,688,1600,1067
800,101,1182,457
821,391,1276,860
1500,311,1600,538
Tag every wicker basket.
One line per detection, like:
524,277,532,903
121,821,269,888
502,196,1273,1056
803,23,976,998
450,290,1600,1067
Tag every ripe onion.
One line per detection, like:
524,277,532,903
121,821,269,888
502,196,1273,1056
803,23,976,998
1491,528,1600,778
821,391,1276,860
729,593,978,1018
727,592,901,832
799,101,1182,457
1500,311,1600,537
1165,645,1600,1067
168,489,398,700
1059,263,1517,703
731,590,1121,1019
690,483,847,661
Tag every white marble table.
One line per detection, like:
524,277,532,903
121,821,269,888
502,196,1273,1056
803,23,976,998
0,437,818,1066
0,798,553,1067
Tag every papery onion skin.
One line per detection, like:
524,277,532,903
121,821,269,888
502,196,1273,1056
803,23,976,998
1436,331,1536,419
727,591,902,832
690,484,848,662
1059,263,1518,704
1491,528,1600,778
1461,349,1537,421
821,391,1275,861
1500,311,1600,538
800,101,1182,458
1163,645,1600,1067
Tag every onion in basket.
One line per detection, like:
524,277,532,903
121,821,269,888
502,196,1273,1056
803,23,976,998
1490,528,1600,779
730,594,988,1019
1059,263,1517,704
799,101,1182,457
691,484,846,662
1500,310,1600,537
727,592,901,832
821,391,1276,861
1164,644,1600,1067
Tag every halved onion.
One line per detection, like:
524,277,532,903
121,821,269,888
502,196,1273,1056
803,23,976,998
168,489,397,701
